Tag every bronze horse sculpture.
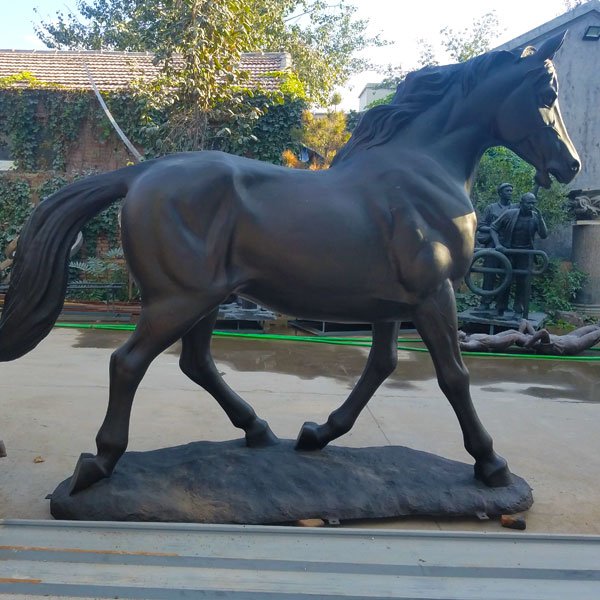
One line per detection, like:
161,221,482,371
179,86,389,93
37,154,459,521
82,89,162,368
0,34,579,494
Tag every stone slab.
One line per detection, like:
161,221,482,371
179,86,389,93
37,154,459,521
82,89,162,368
458,309,547,333
50,440,533,524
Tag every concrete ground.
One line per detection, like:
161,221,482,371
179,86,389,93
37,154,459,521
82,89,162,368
1,327,599,534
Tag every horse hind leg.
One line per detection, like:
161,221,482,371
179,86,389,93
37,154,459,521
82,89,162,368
69,296,213,494
179,308,278,447
413,280,511,487
296,321,399,450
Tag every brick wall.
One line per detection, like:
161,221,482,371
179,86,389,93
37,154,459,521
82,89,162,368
65,118,140,174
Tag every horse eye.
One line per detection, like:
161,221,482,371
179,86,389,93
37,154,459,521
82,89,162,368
540,88,557,108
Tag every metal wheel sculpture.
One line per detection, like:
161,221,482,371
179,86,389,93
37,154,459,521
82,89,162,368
465,249,513,297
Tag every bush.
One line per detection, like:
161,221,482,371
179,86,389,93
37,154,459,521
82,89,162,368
531,259,587,315
0,176,33,255
68,248,132,302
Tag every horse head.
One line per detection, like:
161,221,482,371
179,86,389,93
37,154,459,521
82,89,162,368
492,32,580,188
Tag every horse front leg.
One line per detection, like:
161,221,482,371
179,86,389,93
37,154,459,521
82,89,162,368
295,321,398,450
413,280,511,487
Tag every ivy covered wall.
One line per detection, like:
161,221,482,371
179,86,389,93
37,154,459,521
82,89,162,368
0,75,306,172
0,75,305,266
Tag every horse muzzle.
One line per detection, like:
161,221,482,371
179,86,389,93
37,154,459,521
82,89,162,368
526,126,581,188
546,153,581,185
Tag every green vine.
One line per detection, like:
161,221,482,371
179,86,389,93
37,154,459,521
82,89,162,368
0,74,304,170
0,74,93,171
82,203,122,257
0,175,33,253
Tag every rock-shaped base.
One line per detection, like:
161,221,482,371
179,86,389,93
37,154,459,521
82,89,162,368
50,440,533,523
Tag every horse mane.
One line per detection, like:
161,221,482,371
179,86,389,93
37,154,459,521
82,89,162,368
332,50,518,165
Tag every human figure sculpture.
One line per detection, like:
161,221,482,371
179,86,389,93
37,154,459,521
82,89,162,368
459,321,600,355
476,182,515,310
458,319,600,356
457,327,531,353
0,34,580,495
491,193,548,317
523,323,600,355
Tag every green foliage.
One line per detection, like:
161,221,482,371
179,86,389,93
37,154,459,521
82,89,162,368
241,96,305,163
440,11,500,63
531,259,587,314
0,89,41,171
35,0,383,106
69,249,130,302
382,11,499,92
82,202,122,257
0,171,122,277
455,289,481,313
345,110,361,132
0,176,33,253
366,93,394,109
472,146,569,231
0,81,93,171
296,109,351,165
141,0,266,150
416,39,439,68
38,175,69,199
69,255,123,281
0,78,303,171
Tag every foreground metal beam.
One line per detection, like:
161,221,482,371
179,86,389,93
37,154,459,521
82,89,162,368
1,520,599,599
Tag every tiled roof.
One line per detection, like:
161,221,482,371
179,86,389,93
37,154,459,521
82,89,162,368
0,50,291,91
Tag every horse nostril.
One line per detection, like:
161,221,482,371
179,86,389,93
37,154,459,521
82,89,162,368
571,159,580,173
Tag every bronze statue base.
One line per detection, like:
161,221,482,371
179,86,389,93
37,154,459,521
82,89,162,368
458,308,547,334
50,440,533,524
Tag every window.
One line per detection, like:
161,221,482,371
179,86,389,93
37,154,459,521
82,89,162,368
0,143,14,171
583,25,600,41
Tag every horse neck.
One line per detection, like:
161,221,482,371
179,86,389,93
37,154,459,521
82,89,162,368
373,94,495,192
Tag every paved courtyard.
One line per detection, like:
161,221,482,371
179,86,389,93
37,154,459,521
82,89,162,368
1,327,599,533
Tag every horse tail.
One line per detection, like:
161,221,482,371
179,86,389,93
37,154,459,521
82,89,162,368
0,163,148,362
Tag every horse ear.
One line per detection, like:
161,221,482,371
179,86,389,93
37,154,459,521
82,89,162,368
520,46,537,58
536,31,567,60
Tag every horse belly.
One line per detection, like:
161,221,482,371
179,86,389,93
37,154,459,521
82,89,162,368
234,232,414,322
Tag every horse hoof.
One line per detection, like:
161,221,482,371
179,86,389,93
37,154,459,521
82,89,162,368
474,454,512,488
245,419,279,448
295,422,327,451
68,453,109,495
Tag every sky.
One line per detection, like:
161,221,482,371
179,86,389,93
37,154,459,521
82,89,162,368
0,0,576,109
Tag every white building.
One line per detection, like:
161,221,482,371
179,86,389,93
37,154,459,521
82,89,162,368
358,83,396,111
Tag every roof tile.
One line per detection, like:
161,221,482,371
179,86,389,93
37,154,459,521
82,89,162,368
0,50,290,92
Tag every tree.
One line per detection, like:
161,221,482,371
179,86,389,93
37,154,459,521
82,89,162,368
377,12,497,109
36,1,301,153
297,110,351,166
416,39,439,68
440,11,500,63
34,0,384,106
563,0,587,10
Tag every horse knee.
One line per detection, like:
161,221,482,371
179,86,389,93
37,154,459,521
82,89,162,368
110,348,144,384
179,352,213,386
439,364,470,395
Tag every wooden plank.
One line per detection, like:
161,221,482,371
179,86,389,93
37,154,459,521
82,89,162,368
1,520,599,599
